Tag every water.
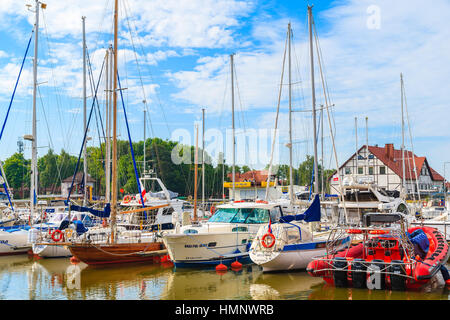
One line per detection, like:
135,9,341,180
0,255,448,300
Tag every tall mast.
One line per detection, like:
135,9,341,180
193,124,199,221
366,117,369,174
288,23,294,204
82,16,88,205
143,108,146,174
230,54,236,200
401,73,406,195
355,117,358,175
321,108,324,197
202,108,205,215
30,0,40,219
308,5,319,195
111,0,118,243
105,47,111,202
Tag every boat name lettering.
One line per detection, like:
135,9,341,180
184,244,208,248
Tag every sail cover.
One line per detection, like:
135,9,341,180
69,203,110,218
279,194,321,223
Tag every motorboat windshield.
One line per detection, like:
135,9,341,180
208,208,270,224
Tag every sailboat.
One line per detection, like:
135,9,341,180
68,0,167,265
250,11,349,272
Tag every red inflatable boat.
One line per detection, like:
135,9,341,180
307,213,450,291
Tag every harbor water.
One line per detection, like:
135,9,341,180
0,255,448,300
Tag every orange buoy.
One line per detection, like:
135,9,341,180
70,256,80,264
446,279,450,287
216,263,228,272
231,260,242,269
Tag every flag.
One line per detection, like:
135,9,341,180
268,217,272,234
141,189,146,197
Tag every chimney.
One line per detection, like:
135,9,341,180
384,143,394,160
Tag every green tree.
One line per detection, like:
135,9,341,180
3,153,30,197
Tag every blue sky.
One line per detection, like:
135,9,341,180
0,0,449,179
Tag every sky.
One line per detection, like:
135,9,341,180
0,0,449,179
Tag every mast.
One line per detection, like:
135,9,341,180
111,0,118,243
366,117,369,174
202,108,205,215
401,73,406,195
230,54,236,200
30,0,40,220
288,23,294,204
194,124,199,221
82,16,88,205
105,47,111,202
143,108,146,174
321,107,324,198
355,117,358,176
308,5,319,195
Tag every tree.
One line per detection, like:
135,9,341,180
38,149,59,192
3,153,30,197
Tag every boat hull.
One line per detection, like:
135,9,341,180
163,232,252,267
251,237,350,272
68,242,164,265
0,230,31,255
32,243,71,258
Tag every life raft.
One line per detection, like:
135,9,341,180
306,226,450,291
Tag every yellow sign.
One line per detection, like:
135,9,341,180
223,182,251,188
261,181,275,187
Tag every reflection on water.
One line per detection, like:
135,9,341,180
0,255,447,300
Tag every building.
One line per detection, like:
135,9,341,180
61,172,95,198
225,170,306,200
329,143,444,196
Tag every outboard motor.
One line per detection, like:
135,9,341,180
333,257,348,287
389,260,406,291
351,258,367,289
367,259,386,290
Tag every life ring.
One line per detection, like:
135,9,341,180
210,206,216,215
102,219,107,228
368,229,389,235
422,201,427,208
51,230,64,242
123,195,131,203
346,229,363,234
261,233,276,248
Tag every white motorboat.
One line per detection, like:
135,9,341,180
162,201,285,268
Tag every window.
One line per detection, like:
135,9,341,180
232,226,248,232
162,207,174,216
368,154,374,159
183,229,198,234
345,168,351,175
358,167,364,174
369,167,374,175
380,166,386,175
358,155,365,160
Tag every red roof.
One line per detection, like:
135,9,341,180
227,170,275,183
367,145,426,180
330,143,443,182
